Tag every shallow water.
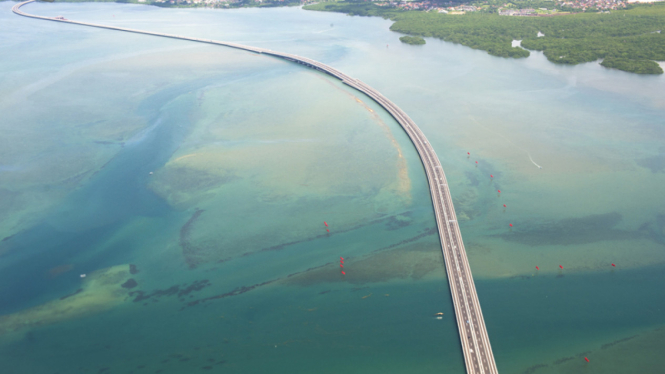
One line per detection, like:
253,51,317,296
1,2,664,373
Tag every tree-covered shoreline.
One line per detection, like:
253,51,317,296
400,35,426,45
22,0,665,74
303,1,665,75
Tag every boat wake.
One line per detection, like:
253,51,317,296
468,115,542,170
528,153,542,169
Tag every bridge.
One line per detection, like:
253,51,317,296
12,2,499,372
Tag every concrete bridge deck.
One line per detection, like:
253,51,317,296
12,2,498,372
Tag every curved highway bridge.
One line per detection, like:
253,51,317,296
12,1,499,372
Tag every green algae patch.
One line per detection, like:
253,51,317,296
0,264,136,340
148,165,235,210
282,239,444,287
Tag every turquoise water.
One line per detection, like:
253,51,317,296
1,2,664,373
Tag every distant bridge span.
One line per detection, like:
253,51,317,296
12,2,498,372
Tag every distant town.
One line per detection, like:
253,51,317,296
135,0,633,12
145,0,295,7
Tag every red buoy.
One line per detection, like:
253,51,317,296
559,265,564,269
340,264,344,268
611,263,616,267
326,229,330,233
584,357,589,363
341,271,346,275
503,204,507,208
475,161,478,164
467,152,470,155
490,175,494,178
324,221,328,227
498,190,501,193
340,257,344,260
509,223,513,227
536,266,539,270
